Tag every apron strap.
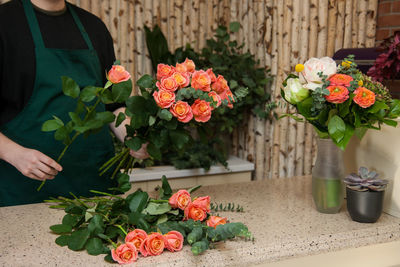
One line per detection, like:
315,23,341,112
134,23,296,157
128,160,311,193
21,0,95,50
22,0,45,48
67,3,95,50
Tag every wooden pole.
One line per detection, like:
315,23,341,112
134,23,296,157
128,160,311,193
351,0,359,47
366,0,378,47
335,0,346,51
358,0,368,48
326,0,338,57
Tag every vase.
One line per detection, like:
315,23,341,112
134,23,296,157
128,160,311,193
346,188,384,223
312,138,344,213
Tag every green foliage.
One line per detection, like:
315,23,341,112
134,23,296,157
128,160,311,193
48,177,251,261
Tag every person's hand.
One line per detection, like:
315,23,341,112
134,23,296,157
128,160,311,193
9,146,63,181
129,143,149,160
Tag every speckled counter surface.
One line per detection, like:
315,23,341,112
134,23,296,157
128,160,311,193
1,176,400,267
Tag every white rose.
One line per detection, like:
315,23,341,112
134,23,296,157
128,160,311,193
302,57,337,90
284,78,310,104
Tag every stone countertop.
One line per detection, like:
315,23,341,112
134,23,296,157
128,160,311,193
1,176,400,267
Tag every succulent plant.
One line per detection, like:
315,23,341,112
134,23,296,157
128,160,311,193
344,167,389,192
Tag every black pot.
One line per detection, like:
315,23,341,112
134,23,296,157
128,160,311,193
346,188,385,223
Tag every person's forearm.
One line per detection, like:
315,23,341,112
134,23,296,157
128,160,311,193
109,107,129,143
0,132,22,164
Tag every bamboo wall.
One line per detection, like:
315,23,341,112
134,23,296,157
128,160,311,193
1,0,378,179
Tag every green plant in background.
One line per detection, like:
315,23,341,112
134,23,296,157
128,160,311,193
145,22,275,167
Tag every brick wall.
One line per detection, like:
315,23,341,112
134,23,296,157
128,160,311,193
376,0,400,43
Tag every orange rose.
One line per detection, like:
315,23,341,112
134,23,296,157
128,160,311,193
111,243,138,264
172,72,190,88
353,87,376,108
191,70,211,92
169,189,191,210
192,196,210,213
163,231,184,252
153,90,175,108
328,74,353,87
219,89,235,109
184,202,208,221
211,75,229,94
157,63,174,80
183,58,195,73
206,216,227,228
206,68,217,83
139,232,165,257
170,101,193,123
208,91,221,108
325,85,349,104
125,229,148,251
156,76,179,92
191,99,212,122
107,65,131,84
175,63,188,73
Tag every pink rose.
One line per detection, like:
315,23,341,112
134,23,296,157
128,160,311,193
156,76,179,92
192,196,210,213
170,101,193,123
125,229,148,251
169,189,191,210
164,231,184,252
111,243,138,265
107,65,131,84
139,232,165,257
153,90,175,108
206,216,227,228
191,70,211,92
191,99,212,122
157,64,174,80
208,91,222,108
184,202,208,221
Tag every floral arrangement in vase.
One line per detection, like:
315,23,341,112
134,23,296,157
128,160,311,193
282,55,400,150
47,175,251,264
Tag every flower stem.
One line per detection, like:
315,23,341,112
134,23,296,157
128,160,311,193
115,225,128,236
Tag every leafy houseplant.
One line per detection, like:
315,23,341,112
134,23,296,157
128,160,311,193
344,167,389,223
144,22,275,168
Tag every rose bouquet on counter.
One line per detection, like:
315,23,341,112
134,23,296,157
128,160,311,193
100,58,238,177
281,55,400,149
47,175,251,264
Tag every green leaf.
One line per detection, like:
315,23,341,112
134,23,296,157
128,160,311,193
54,126,70,144
62,214,80,227
137,74,155,88
355,127,368,140
383,119,398,127
68,112,83,126
80,86,98,102
156,214,168,225
61,76,80,98
115,112,126,127
95,111,115,124
147,142,162,160
188,185,201,194
328,115,346,143
187,226,203,245
191,240,209,255
229,21,240,32
65,205,85,215
367,101,389,113
297,97,313,118
68,228,90,251
128,190,149,213
159,109,173,121
88,215,105,235
112,80,132,103
161,175,172,199
149,115,156,126
115,173,131,193
169,129,190,150
125,137,144,151
335,123,354,150
42,119,64,132
50,224,72,234
85,237,104,255
55,235,70,247
142,202,171,215
99,89,113,104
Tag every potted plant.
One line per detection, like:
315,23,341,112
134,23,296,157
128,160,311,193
344,167,389,223
368,31,400,99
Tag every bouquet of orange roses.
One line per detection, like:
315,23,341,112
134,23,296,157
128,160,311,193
101,58,236,177
281,55,400,149
47,176,251,264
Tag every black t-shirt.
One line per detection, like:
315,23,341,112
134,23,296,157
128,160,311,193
0,0,120,127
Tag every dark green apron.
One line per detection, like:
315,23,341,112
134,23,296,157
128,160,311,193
0,0,115,206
